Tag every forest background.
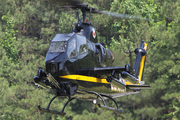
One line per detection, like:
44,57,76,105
0,0,180,119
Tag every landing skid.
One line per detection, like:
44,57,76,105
38,96,76,116
98,94,123,113
79,90,123,114
98,104,123,113
38,90,123,116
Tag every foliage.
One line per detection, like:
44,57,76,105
0,12,18,62
1,0,180,120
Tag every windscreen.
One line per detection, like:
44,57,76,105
48,41,67,53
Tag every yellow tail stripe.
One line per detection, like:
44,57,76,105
60,75,109,84
138,43,147,81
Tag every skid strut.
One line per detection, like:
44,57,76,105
98,94,123,113
38,96,76,116
78,90,123,114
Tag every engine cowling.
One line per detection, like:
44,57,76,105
107,49,115,63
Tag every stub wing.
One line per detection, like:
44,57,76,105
76,66,126,77
75,66,151,90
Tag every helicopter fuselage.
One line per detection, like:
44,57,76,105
43,23,118,97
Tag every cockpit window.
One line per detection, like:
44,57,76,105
77,35,88,54
48,41,67,53
67,38,77,58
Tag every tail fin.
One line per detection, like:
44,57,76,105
133,41,147,83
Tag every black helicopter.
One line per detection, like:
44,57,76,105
33,0,151,116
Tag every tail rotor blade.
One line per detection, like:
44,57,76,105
46,0,80,6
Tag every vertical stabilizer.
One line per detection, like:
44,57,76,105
133,41,147,82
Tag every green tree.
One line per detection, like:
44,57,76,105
0,12,18,62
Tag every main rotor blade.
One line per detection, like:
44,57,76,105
45,0,90,9
100,11,153,21
48,0,80,6
45,0,153,21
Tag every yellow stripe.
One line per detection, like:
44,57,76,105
138,43,147,81
60,75,109,84
125,81,133,85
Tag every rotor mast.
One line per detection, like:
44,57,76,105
81,8,86,22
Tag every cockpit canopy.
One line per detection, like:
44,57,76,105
48,33,75,53
48,41,67,53
47,33,88,61
51,33,74,42
46,33,88,73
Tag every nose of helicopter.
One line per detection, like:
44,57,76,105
45,52,64,62
45,52,66,73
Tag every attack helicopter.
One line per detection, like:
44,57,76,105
33,0,151,116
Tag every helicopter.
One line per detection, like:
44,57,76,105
33,0,151,116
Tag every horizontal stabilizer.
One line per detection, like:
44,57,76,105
76,66,125,75
126,84,151,89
